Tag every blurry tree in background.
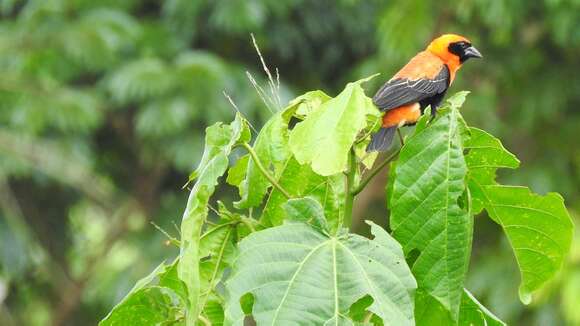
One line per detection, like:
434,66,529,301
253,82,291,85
0,0,578,325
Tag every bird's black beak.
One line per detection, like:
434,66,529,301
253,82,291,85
464,45,483,59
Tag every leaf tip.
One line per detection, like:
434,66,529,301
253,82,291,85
518,288,532,305
446,91,470,109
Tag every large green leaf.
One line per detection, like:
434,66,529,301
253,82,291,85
464,127,574,303
178,113,249,325
288,75,380,176
389,100,471,319
225,221,416,325
260,156,343,231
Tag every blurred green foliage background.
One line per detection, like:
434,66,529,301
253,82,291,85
0,0,578,325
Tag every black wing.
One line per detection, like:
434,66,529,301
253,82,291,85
372,66,450,111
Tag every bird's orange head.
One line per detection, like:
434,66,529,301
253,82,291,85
427,34,482,71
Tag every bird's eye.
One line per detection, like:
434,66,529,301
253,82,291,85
448,42,467,56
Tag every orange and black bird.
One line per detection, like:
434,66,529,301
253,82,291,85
366,34,482,152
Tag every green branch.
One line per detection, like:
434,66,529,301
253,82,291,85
351,149,400,196
342,148,357,230
241,142,292,199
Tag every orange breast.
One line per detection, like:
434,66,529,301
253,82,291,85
382,103,421,128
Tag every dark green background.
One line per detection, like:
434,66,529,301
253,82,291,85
0,0,578,325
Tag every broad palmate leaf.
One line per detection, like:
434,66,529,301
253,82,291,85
464,127,573,303
389,94,471,319
288,75,380,176
179,113,250,324
225,220,416,325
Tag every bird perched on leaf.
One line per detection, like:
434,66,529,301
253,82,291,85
366,34,482,152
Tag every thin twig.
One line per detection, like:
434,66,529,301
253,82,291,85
204,220,218,226
222,91,258,134
150,222,180,247
207,203,221,216
351,149,400,196
172,221,181,236
250,33,281,109
241,143,291,199
246,71,276,114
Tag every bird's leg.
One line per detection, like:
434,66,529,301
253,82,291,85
397,128,405,146
429,104,438,121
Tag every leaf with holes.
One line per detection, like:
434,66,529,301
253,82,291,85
178,113,250,324
463,128,519,214
224,221,416,325
288,75,380,176
464,127,574,303
283,90,332,119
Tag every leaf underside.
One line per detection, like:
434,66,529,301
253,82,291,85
225,221,416,326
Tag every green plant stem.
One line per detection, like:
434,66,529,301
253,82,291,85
241,142,292,199
342,148,357,230
240,217,257,232
351,149,400,196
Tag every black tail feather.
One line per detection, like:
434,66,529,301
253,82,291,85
366,127,396,152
